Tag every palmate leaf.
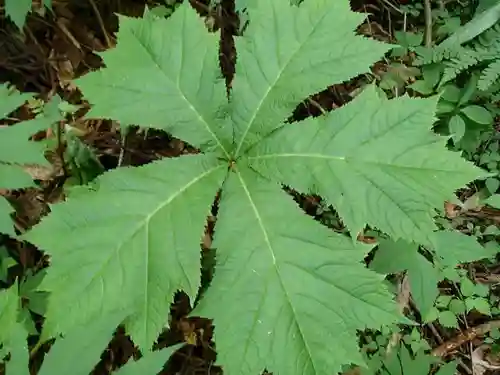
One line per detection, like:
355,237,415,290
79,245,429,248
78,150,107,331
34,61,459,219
195,166,400,375
24,155,226,349
230,0,391,156
247,86,486,243
23,0,487,374
75,5,230,155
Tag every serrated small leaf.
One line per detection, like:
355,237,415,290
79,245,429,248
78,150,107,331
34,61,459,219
24,155,226,349
114,343,183,375
195,166,400,375
75,3,229,155
38,310,126,375
460,277,476,297
468,297,491,315
448,299,466,315
423,307,440,323
432,231,496,266
485,178,499,195
438,310,458,328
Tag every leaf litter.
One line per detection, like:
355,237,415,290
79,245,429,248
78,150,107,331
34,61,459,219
0,0,499,375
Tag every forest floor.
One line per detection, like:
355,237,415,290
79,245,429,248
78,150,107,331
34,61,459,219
1,0,500,374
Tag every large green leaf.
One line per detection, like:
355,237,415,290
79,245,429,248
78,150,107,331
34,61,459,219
194,166,400,375
4,323,30,375
75,4,229,155
25,155,226,349
231,0,391,156
431,230,497,266
0,284,29,375
0,197,15,237
114,343,182,375
38,310,126,375
247,86,487,243
0,284,20,344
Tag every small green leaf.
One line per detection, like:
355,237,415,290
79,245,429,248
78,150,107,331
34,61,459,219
438,310,458,328
448,299,466,315
485,194,500,209
467,297,491,315
435,295,452,308
436,100,456,115
460,278,476,297
485,178,499,195
408,80,434,95
441,85,462,103
473,283,490,297
460,105,493,125
448,115,466,143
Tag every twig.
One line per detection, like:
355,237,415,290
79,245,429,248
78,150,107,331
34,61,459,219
386,275,411,356
307,98,326,115
431,320,500,357
88,0,112,48
423,0,433,47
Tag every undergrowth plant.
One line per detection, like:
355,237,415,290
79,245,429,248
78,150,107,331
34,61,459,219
0,84,62,236
4,0,52,30
0,0,495,374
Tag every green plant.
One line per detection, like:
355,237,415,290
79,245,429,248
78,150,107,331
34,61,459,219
0,0,492,374
0,84,62,236
415,22,500,92
4,0,52,30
